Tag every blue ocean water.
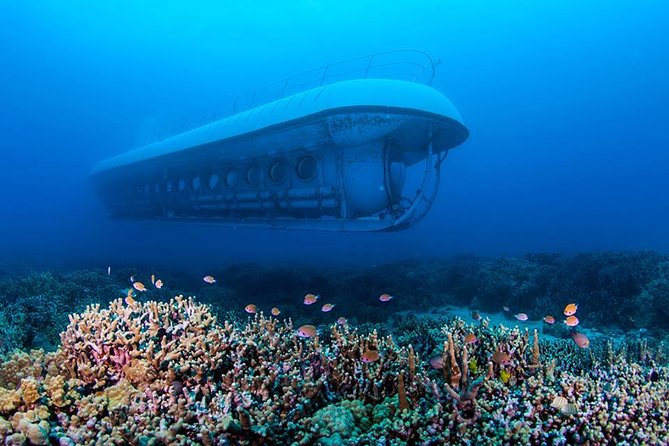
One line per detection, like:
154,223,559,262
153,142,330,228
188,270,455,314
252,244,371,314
0,0,667,271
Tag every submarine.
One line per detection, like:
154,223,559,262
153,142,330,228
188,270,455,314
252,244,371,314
90,50,469,231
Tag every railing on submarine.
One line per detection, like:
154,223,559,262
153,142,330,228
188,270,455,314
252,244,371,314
140,49,437,145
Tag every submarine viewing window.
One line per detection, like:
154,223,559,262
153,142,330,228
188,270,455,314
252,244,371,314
269,159,288,183
208,173,219,190
296,155,317,181
192,176,201,191
226,170,239,188
246,165,260,186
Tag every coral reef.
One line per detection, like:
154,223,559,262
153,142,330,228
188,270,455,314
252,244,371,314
0,294,666,445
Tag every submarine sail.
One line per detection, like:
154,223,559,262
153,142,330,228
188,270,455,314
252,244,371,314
90,51,469,231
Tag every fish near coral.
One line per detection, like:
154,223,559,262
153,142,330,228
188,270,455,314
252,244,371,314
543,315,556,324
133,281,147,292
492,351,511,365
551,396,568,410
203,275,216,284
155,279,163,289
271,307,281,316
336,317,347,325
571,332,590,348
514,313,528,321
564,316,579,327
303,293,319,305
245,304,257,314
464,333,477,344
471,311,481,321
468,357,478,374
499,368,511,384
297,325,317,338
361,350,380,363
564,303,578,316
429,356,445,369
379,293,393,302
321,303,335,312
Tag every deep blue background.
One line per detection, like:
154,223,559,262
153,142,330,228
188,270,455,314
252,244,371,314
1,1,667,271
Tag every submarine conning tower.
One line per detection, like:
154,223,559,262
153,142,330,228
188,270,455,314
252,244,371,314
90,51,469,231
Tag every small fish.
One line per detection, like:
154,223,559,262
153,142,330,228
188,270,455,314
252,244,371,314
571,332,590,348
429,356,445,369
130,275,135,282
471,311,481,321
125,289,136,306
151,274,155,285
464,333,477,344
245,304,257,314
203,275,216,284
321,303,335,312
271,307,281,316
503,306,510,312
361,350,380,363
379,293,393,302
336,317,347,325
303,293,319,305
133,281,147,292
564,303,578,316
551,396,568,410
491,351,511,365
561,403,578,416
107,266,111,276
155,279,163,289
564,316,580,327
514,313,528,321
543,315,556,324
297,324,317,338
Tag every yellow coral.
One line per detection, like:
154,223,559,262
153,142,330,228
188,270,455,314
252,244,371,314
102,379,137,412
0,388,21,415
122,359,155,385
20,378,39,407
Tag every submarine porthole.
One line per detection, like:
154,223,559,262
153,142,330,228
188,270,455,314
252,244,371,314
192,176,201,191
208,174,219,190
269,159,288,183
296,155,317,181
178,178,187,192
246,165,260,186
226,170,239,188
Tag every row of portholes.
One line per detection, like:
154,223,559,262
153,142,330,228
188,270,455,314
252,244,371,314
145,154,318,195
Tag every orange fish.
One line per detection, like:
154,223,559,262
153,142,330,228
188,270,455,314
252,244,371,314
379,293,393,302
245,304,257,314
133,281,147,292
155,279,163,289
203,275,216,284
150,274,155,285
361,350,380,363
336,317,347,325
464,333,477,344
564,303,578,316
429,356,445,369
571,332,590,348
271,307,281,316
472,311,481,321
564,316,579,327
125,289,136,305
303,293,319,305
492,351,511,365
321,303,335,312
297,325,317,338
543,315,556,324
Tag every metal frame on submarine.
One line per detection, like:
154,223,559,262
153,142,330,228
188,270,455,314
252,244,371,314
90,50,469,231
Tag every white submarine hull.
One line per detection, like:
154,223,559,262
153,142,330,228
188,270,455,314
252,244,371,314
90,78,469,231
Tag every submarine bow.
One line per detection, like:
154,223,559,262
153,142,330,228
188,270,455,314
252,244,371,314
91,76,469,231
